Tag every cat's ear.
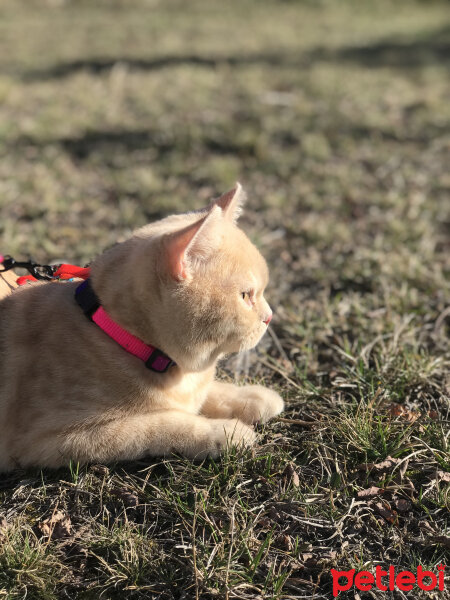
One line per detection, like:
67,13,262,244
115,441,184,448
164,206,222,280
212,182,246,223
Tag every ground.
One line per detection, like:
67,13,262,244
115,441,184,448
0,0,449,598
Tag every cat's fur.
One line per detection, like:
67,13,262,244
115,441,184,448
0,184,283,472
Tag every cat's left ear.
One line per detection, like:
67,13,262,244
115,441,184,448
211,182,246,223
164,206,222,281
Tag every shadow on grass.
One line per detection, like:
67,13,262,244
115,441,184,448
13,109,449,167
22,25,450,80
336,23,450,67
14,128,259,162
58,130,175,160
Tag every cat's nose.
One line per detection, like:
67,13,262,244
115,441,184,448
263,312,273,326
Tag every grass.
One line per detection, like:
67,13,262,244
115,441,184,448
0,0,449,598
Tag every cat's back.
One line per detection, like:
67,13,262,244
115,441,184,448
0,279,140,412
0,281,68,413
0,282,57,468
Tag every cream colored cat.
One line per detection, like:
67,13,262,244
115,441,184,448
0,184,283,471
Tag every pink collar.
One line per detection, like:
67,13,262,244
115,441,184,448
75,279,175,373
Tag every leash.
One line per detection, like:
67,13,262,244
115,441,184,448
0,254,91,284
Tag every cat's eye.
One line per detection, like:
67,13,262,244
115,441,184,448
241,290,253,306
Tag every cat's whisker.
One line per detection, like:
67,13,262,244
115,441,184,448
267,325,292,367
235,349,251,381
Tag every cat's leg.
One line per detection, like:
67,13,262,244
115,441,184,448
16,411,256,469
201,381,284,425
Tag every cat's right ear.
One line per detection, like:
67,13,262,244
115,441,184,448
163,207,222,281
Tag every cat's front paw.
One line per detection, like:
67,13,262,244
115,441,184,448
195,419,256,459
233,385,284,425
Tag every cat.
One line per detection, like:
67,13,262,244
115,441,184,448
0,184,284,471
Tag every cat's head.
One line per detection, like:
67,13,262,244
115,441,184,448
93,184,272,372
